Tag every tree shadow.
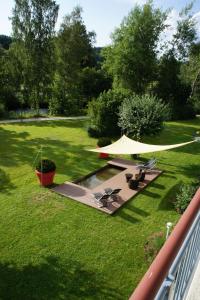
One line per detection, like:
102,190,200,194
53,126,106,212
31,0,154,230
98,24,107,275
126,204,150,217
0,168,15,193
115,210,140,224
141,189,160,199
160,161,200,180
169,142,200,155
178,164,200,179
150,182,166,190
144,123,198,145
158,181,182,211
0,126,102,182
0,256,123,300
161,171,177,179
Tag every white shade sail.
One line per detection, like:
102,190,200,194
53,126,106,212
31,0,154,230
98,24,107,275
88,135,195,155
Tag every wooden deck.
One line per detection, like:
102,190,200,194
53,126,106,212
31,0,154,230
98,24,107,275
51,158,162,214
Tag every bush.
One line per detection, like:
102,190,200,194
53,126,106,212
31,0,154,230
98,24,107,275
97,137,112,147
174,184,197,214
118,94,170,140
0,102,5,117
144,232,165,263
87,126,101,138
36,159,56,173
88,88,132,137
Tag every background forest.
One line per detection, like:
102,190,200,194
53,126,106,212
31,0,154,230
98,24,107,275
0,0,200,123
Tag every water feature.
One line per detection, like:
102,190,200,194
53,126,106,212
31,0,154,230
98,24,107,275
76,165,125,189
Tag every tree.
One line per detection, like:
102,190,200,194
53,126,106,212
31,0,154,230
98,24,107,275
0,35,12,50
0,45,22,112
79,67,111,101
171,3,197,61
11,0,59,111
180,43,200,112
154,4,197,119
102,1,167,93
52,6,96,115
155,51,195,119
118,94,170,140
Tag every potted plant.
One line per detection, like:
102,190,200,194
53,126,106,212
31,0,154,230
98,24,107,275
97,137,111,158
35,159,56,186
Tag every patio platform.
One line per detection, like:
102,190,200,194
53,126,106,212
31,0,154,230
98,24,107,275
51,158,162,214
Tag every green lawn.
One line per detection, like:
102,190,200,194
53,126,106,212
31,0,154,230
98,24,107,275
0,118,199,300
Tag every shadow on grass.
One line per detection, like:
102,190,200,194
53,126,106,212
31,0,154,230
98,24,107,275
158,181,182,211
160,160,200,179
150,182,166,190
0,256,122,300
115,210,140,224
0,126,102,182
126,204,150,217
144,123,198,145
0,168,15,193
179,164,200,179
161,172,177,179
141,189,160,199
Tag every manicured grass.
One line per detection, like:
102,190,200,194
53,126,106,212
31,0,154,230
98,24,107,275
0,118,199,299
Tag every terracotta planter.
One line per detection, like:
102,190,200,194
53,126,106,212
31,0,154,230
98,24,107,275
35,170,55,186
97,146,109,159
99,152,109,159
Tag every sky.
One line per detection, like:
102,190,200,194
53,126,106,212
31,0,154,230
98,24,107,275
0,0,200,47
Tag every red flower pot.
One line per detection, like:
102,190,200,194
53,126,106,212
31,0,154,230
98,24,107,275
99,152,109,159
97,145,109,159
35,170,55,186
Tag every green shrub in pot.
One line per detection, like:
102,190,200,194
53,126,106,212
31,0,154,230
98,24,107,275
36,159,56,173
97,137,112,147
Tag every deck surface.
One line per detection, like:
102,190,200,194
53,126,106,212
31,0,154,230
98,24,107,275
51,158,162,214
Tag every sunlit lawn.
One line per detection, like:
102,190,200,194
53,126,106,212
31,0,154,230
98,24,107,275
0,118,199,299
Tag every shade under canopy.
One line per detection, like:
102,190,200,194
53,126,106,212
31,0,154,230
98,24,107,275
88,135,195,155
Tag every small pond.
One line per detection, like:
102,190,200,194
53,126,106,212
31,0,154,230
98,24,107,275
76,165,125,189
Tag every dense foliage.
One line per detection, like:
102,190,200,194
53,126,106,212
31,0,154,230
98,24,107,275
118,94,170,139
155,52,195,120
0,1,199,121
0,35,12,50
88,88,132,137
181,43,200,113
174,184,197,214
97,137,112,147
144,232,165,263
154,4,197,119
36,159,56,173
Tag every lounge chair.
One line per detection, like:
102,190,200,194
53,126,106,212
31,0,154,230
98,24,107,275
109,188,122,202
92,192,110,207
104,187,113,195
136,158,157,171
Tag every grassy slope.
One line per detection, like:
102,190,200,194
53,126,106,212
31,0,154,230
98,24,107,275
0,118,199,300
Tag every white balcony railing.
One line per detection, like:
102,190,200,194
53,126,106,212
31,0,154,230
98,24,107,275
155,211,200,300
129,188,200,300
